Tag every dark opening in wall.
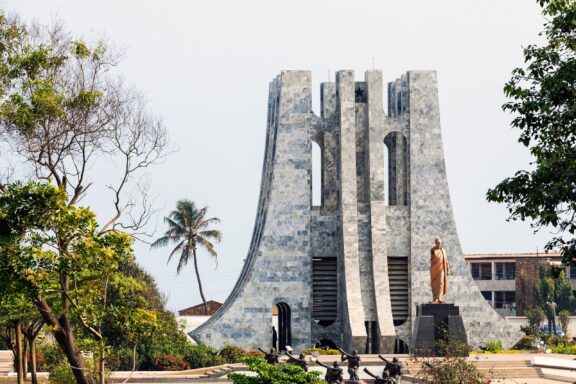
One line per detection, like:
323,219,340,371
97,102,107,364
273,302,292,352
384,132,409,206
312,257,337,326
388,257,409,326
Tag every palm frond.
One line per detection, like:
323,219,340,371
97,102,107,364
199,229,222,243
167,240,186,265
176,244,191,274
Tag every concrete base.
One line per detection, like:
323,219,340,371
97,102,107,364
411,303,468,356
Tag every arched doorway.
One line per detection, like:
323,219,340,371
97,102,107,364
273,302,292,352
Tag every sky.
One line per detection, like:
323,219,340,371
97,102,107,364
2,0,553,312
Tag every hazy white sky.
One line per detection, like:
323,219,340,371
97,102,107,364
3,0,552,312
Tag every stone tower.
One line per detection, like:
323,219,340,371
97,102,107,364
191,70,521,353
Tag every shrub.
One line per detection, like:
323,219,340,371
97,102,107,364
37,343,66,372
219,345,247,363
524,307,545,336
301,348,340,355
107,348,142,371
512,336,537,350
559,309,571,336
228,356,322,384
550,342,576,354
183,344,224,369
484,340,503,353
416,356,488,384
49,361,77,384
151,354,190,371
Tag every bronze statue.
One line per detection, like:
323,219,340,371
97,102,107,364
339,348,360,381
430,238,449,303
286,352,308,372
363,367,391,384
258,347,279,365
546,297,558,335
316,360,344,384
378,355,402,383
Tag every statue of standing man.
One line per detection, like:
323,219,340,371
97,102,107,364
430,238,449,304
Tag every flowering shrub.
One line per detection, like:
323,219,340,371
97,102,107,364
415,356,489,384
219,345,247,363
151,354,190,371
301,348,340,355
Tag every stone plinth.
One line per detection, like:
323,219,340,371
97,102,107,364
411,303,467,357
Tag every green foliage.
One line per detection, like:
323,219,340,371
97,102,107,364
151,199,222,315
416,356,488,384
559,309,571,335
218,345,248,363
535,263,575,313
486,0,576,263
484,340,503,353
151,354,189,371
513,335,538,350
183,343,223,369
524,306,546,335
227,357,322,384
550,341,576,354
301,348,340,355
107,348,141,372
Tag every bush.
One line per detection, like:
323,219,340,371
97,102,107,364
416,356,488,384
183,344,224,368
524,307,545,336
550,342,576,354
228,356,322,384
484,340,503,353
49,361,76,384
219,345,247,363
559,309,571,336
107,348,142,371
151,354,190,371
301,348,340,355
37,343,66,373
512,336,537,350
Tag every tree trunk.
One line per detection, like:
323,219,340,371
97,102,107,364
34,297,94,384
192,247,209,315
15,322,23,384
28,335,38,384
99,350,105,384
22,333,27,380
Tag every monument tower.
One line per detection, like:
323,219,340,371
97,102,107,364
191,70,521,353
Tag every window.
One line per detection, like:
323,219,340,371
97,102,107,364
495,262,516,280
570,262,576,279
312,141,322,207
471,263,492,280
494,291,516,309
481,291,492,302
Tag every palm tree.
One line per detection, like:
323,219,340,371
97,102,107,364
151,199,222,315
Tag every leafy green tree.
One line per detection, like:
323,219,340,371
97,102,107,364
487,0,576,263
151,200,222,315
535,263,575,312
0,181,151,384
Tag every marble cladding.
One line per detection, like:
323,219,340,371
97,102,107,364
191,69,522,352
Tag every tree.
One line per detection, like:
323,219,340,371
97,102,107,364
151,200,222,315
0,11,169,384
535,262,575,313
487,0,576,263
0,181,154,384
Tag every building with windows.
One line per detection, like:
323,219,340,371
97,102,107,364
465,252,567,317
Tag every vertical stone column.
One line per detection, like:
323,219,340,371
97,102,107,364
365,70,396,352
337,70,367,350
321,83,339,212
407,70,521,349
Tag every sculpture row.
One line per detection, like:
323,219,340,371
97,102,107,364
258,347,402,384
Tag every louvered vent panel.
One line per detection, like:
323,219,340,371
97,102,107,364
312,258,337,321
388,257,409,326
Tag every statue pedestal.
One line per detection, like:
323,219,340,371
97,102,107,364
411,303,468,357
